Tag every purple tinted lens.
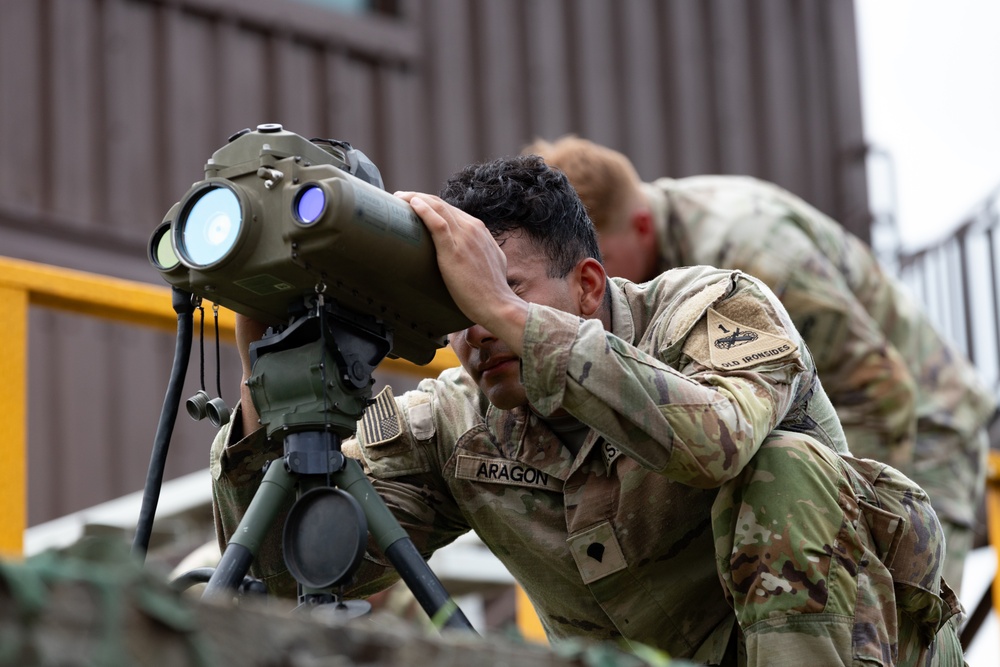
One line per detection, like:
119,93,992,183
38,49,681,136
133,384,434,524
296,186,325,224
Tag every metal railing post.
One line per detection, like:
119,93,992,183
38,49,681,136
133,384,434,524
0,284,28,555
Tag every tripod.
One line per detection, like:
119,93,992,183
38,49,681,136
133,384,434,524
200,296,475,632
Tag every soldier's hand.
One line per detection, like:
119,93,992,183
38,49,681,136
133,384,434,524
394,191,529,355
235,314,269,380
235,314,268,434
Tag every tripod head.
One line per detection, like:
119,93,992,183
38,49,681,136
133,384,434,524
247,296,391,445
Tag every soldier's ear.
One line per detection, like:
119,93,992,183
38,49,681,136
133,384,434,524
631,208,659,278
632,209,654,239
576,258,607,318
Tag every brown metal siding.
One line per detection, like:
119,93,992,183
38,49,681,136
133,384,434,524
411,0,868,233
0,0,870,524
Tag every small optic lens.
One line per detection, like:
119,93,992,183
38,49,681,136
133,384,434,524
295,186,325,225
180,186,242,267
154,226,179,269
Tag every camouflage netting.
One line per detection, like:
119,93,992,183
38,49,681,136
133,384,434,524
0,537,690,667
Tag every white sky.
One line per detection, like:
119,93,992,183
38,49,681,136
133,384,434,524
855,0,1000,252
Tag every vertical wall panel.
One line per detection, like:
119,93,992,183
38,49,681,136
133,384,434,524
274,39,325,136
27,309,59,525
795,0,833,216
50,0,102,225
522,0,573,142
325,54,379,159
619,0,669,179
421,0,479,176
104,0,162,241
571,0,622,148
475,0,527,160
663,3,717,176
49,316,117,514
825,0,871,239
164,10,222,202
0,1,43,209
709,0,758,177
381,67,431,192
755,0,806,196
217,23,270,135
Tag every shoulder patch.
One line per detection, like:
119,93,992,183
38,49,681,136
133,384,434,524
665,276,732,345
707,308,797,370
361,386,403,446
407,395,435,441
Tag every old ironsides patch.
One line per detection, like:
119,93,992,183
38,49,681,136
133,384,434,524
707,308,796,370
361,387,403,446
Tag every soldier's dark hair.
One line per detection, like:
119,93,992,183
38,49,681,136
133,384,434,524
439,154,602,278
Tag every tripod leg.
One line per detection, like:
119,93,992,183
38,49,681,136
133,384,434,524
202,461,296,602
336,458,477,632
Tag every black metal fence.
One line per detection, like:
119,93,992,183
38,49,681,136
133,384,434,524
897,185,1000,398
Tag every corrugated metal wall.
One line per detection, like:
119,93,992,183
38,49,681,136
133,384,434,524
0,0,869,524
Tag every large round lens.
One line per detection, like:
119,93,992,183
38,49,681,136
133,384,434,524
149,221,179,270
295,185,326,225
179,186,242,267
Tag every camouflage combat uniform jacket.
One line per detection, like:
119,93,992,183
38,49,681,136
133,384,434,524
645,176,996,558
212,266,960,666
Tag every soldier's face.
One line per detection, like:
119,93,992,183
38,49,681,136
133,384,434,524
450,232,579,410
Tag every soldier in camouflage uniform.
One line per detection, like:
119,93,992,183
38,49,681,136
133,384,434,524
212,155,963,665
526,136,997,592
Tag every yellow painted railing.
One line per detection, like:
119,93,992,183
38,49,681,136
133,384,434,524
0,255,458,556
987,450,1000,620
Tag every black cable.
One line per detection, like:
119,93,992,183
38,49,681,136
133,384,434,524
214,304,222,399
132,287,195,561
198,303,206,391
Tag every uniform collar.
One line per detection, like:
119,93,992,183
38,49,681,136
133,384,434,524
606,278,636,346
486,404,578,481
641,180,688,272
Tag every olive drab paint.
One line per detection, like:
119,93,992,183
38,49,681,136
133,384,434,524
150,124,471,365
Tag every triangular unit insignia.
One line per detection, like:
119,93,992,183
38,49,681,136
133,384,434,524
707,308,797,370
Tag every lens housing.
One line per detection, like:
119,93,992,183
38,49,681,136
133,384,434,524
175,182,245,268
148,220,180,271
294,184,327,225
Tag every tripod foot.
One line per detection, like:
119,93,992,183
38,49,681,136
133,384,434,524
302,598,372,624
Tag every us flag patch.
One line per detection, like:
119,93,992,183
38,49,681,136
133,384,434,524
362,387,403,446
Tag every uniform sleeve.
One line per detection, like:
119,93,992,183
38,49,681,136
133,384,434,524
781,279,916,466
730,187,920,466
210,403,295,597
520,276,810,488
